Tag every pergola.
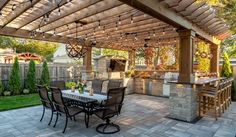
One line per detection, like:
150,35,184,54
0,0,230,82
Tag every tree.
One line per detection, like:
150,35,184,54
0,36,58,61
40,61,50,86
25,60,36,93
8,57,21,95
220,52,232,77
220,35,236,57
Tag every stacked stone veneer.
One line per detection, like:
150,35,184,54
133,78,164,96
169,83,198,122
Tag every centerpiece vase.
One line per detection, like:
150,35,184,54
71,86,75,92
78,87,84,94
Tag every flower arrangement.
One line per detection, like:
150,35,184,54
77,80,87,94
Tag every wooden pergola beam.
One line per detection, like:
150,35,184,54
0,26,76,44
1,0,41,28
118,0,220,44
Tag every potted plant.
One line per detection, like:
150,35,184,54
66,82,77,92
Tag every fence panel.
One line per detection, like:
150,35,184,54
0,63,82,89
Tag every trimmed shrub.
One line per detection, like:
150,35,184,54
9,57,21,95
40,61,50,86
0,80,3,96
25,60,36,93
221,52,232,77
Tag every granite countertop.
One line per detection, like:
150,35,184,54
168,77,225,85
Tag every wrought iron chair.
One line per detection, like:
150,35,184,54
50,87,83,133
50,80,66,90
94,87,126,134
92,79,104,93
107,80,122,90
37,85,55,126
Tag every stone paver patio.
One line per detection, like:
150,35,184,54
0,94,236,137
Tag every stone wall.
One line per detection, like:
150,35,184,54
133,78,164,96
169,83,198,122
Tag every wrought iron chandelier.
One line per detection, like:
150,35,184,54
66,21,87,60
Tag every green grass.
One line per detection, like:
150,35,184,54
0,94,41,111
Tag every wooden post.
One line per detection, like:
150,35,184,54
83,47,92,72
210,44,219,75
128,49,136,69
178,29,196,83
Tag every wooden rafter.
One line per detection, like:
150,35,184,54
0,0,10,11
17,0,69,29
57,6,137,35
30,0,102,31
0,25,76,44
36,0,123,32
65,14,155,37
1,0,41,28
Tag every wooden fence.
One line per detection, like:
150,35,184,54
0,63,82,89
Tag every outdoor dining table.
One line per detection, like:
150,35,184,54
61,90,108,128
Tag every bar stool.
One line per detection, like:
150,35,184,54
198,80,222,120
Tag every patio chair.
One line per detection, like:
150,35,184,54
50,80,66,90
107,80,122,91
50,87,83,133
37,85,55,126
92,79,104,93
94,87,126,134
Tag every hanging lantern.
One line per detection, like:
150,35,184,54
66,22,88,60
66,40,88,60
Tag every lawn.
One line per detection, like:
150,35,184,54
0,94,41,111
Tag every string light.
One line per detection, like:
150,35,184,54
58,7,61,16
53,29,56,36
85,34,88,40
131,15,133,24
12,4,16,15
98,20,101,29
118,15,121,25
153,30,156,37
116,22,118,30
120,33,123,39
148,32,151,39
67,24,69,33
162,28,165,35
81,24,83,30
134,33,138,40
43,32,45,38
93,28,95,35
106,33,109,39
103,26,105,33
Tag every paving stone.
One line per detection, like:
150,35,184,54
0,94,235,137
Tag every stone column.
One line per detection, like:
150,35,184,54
178,29,196,83
128,49,136,69
210,44,219,75
83,47,92,72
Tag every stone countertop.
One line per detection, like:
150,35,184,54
168,77,225,85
